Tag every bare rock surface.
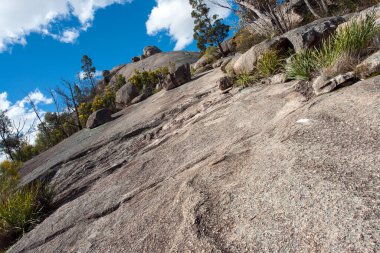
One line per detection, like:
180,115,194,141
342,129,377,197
12,69,380,253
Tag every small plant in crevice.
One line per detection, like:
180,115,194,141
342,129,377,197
286,50,317,80
257,50,284,78
235,72,258,88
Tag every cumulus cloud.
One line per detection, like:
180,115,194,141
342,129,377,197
146,0,231,50
0,0,131,52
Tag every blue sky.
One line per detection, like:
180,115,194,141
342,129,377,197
0,0,233,147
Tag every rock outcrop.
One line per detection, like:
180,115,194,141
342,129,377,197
11,67,380,252
355,50,380,79
143,46,162,58
281,16,345,52
162,63,191,91
115,83,139,109
109,51,200,88
233,37,293,75
86,109,113,129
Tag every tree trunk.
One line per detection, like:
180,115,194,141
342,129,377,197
217,42,226,57
304,0,321,19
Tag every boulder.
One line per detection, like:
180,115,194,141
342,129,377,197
131,56,140,63
220,38,236,55
163,63,192,91
221,53,241,74
143,46,162,58
194,64,213,75
115,83,139,109
218,75,235,91
281,16,345,53
193,55,211,70
86,109,113,129
162,74,178,91
233,37,293,75
131,90,154,105
355,50,380,79
174,63,191,85
162,64,191,90
313,72,356,95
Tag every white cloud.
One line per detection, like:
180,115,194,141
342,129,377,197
0,90,53,160
58,29,81,43
0,0,131,52
78,70,103,80
146,0,231,50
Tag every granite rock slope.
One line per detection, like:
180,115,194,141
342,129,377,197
12,69,380,253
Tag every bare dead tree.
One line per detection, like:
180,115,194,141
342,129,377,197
48,89,69,138
55,80,83,131
26,95,52,146
211,0,297,37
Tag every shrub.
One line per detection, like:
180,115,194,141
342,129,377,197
203,46,219,64
0,181,53,238
91,88,116,113
235,72,258,87
257,50,283,78
129,67,169,93
0,163,53,251
233,28,265,53
114,75,126,91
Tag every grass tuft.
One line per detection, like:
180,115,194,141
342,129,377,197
286,14,378,80
235,72,258,87
257,50,283,78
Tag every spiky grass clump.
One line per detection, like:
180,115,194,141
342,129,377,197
235,72,258,87
257,50,283,78
0,176,54,251
286,50,317,80
286,14,378,80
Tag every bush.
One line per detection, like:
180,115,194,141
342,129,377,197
0,182,53,237
232,28,264,53
114,75,126,91
257,50,283,78
235,73,258,87
0,163,53,251
286,14,378,80
129,67,169,93
203,46,219,65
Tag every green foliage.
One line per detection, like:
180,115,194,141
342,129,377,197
114,75,126,91
286,14,378,80
78,102,92,127
257,50,283,78
91,88,116,112
81,55,96,88
286,50,317,80
0,161,53,251
190,0,230,54
235,73,258,87
232,28,264,53
0,181,53,245
203,46,219,65
129,67,169,94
